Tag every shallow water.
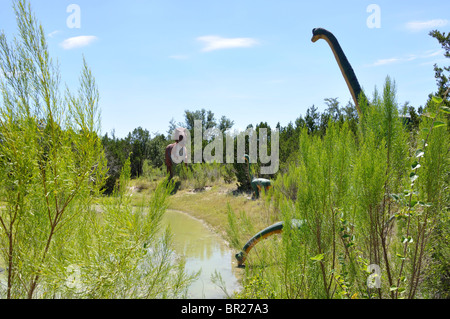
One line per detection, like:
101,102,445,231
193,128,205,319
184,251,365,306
0,208,242,299
162,209,241,299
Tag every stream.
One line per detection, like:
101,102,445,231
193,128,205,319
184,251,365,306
0,208,242,299
162,209,241,299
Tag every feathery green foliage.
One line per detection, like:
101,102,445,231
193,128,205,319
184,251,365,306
0,0,194,299
229,78,449,299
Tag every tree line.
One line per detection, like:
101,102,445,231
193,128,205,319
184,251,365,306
101,27,449,196
100,95,426,194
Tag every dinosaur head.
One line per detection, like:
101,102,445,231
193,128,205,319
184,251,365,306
235,251,245,266
311,27,328,43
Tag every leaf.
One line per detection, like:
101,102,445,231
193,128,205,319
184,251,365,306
402,236,413,244
418,201,432,207
440,106,450,114
411,161,421,170
409,200,418,208
421,127,429,133
409,172,418,183
390,285,398,292
432,96,443,104
415,149,424,158
422,112,436,118
310,254,324,262
395,213,406,220
433,121,445,128
390,193,399,201
396,253,406,260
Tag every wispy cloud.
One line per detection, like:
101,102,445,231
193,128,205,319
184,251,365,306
60,36,98,50
265,79,285,84
197,35,259,52
422,49,445,58
405,19,448,32
169,54,189,60
372,58,401,67
47,30,61,38
369,49,444,67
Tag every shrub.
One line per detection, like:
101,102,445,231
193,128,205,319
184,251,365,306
232,78,449,299
0,0,195,299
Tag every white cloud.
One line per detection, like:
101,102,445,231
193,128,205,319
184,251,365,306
197,35,259,52
169,54,189,60
405,19,448,32
369,49,445,67
60,36,98,50
422,49,445,58
47,30,61,38
372,58,401,66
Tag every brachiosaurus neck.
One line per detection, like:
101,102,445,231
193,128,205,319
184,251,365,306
312,28,366,117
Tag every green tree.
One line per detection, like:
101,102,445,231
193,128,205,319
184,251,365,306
429,30,449,99
218,115,234,132
232,77,448,299
418,29,450,297
101,131,130,194
183,108,216,131
342,100,358,135
147,133,168,168
128,126,150,178
324,97,342,122
305,105,320,134
0,0,194,299
0,0,106,298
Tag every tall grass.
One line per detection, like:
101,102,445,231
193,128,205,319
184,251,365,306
229,78,449,299
0,0,195,298
54,160,197,299
174,161,233,190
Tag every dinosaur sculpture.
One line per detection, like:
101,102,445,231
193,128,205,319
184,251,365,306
311,27,368,117
165,128,188,180
244,154,272,198
235,219,305,267
234,29,368,267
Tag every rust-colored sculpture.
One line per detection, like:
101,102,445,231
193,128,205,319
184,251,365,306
165,128,188,179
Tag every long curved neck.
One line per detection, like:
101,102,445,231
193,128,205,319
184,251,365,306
246,159,253,182
312,28,366,117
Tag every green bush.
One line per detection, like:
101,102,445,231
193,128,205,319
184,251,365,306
0,1,195,298
222,164,236,184
142,160,165,181
231,78,449,299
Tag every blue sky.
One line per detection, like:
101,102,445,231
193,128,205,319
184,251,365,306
0,0,449,138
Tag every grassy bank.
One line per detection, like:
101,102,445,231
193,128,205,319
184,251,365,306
126,176,274,244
